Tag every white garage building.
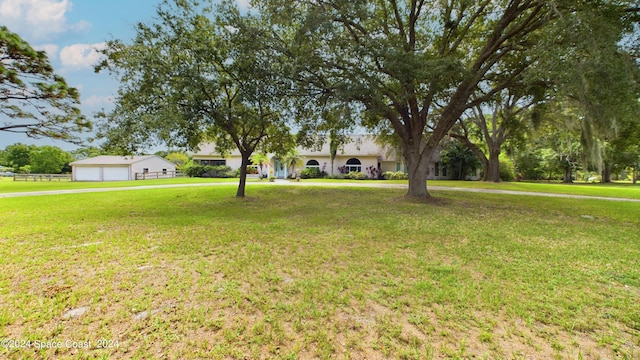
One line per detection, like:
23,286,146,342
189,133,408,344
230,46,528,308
70,155,176,181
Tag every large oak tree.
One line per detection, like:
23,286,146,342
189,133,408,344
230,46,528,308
260,0,639,198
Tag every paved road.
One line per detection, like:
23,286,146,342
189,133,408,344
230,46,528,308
2,180,639,202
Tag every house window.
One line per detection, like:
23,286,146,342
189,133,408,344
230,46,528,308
143,168,149,173
442,165,447,177
396,162,401,171
306,159,320,169
200,159,226,166
434,162,439,177
162,168,167,174
345,158,362,173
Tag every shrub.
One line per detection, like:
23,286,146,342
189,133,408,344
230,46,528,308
204,165,235,178
499,159,515,182
344,171,367,180
514,152,545,180
382,171,408,180
182,162,206,177
300,167,321,179
181,162,235,178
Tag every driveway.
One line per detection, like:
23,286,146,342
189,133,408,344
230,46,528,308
1,181,639,202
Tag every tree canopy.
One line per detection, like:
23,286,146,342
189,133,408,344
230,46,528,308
0,143,75,174
97,0,294,196
0,26,91,144
258,0,640,198
30,145,74,174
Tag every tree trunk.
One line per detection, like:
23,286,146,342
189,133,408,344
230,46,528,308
562,166,573,183
485,150,501,182
601,163,612,183
404,145,431,199
330,140,337,177
236,152,250,197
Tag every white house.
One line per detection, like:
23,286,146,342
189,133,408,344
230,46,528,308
70,155,176,181
192,135,479,180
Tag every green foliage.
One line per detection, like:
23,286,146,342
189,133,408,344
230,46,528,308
71,146,105,160
283,150,303,177
299,167,321,179
344,171,367,180
29,146,74,174
382,171,408,180
499,159,516,182
182,162,235,178
259,0,630,197
182,161,205,178
514,151,546,180
0,26,91,143
530,3,640,169
2,143,77,174
205,165,235,178
17,165,31,174
164,152,190,169
96,0,294,196
251,152,270,176
440,140,480,180
3,143,35,172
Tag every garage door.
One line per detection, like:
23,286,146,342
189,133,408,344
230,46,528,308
103,167,130,181
75,167,101,181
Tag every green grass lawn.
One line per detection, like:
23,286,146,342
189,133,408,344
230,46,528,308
430,179,640,199
2,175,640,199
0,184,638,359
310,178,640,200
0,176,242,193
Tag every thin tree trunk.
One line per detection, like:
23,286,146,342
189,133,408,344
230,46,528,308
633,164,637,184
329,133,337,177
601,163,612,183
236,152,250,197
562,166,573,183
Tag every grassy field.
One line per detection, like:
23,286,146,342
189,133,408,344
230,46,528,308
0,176,241,193
0,183,638,359
1,175,640,200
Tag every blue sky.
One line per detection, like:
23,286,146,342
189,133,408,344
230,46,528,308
0,0,249,151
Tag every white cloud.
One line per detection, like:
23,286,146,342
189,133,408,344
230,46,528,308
235,0,251,11
59,42,105,69
32,43,59,61
83,94,115,109
0,0,90,40
224,25,239,34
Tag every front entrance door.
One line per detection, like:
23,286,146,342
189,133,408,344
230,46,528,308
273,159,287,178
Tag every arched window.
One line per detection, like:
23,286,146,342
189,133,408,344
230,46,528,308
345,158,362,173
306,159,320,168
